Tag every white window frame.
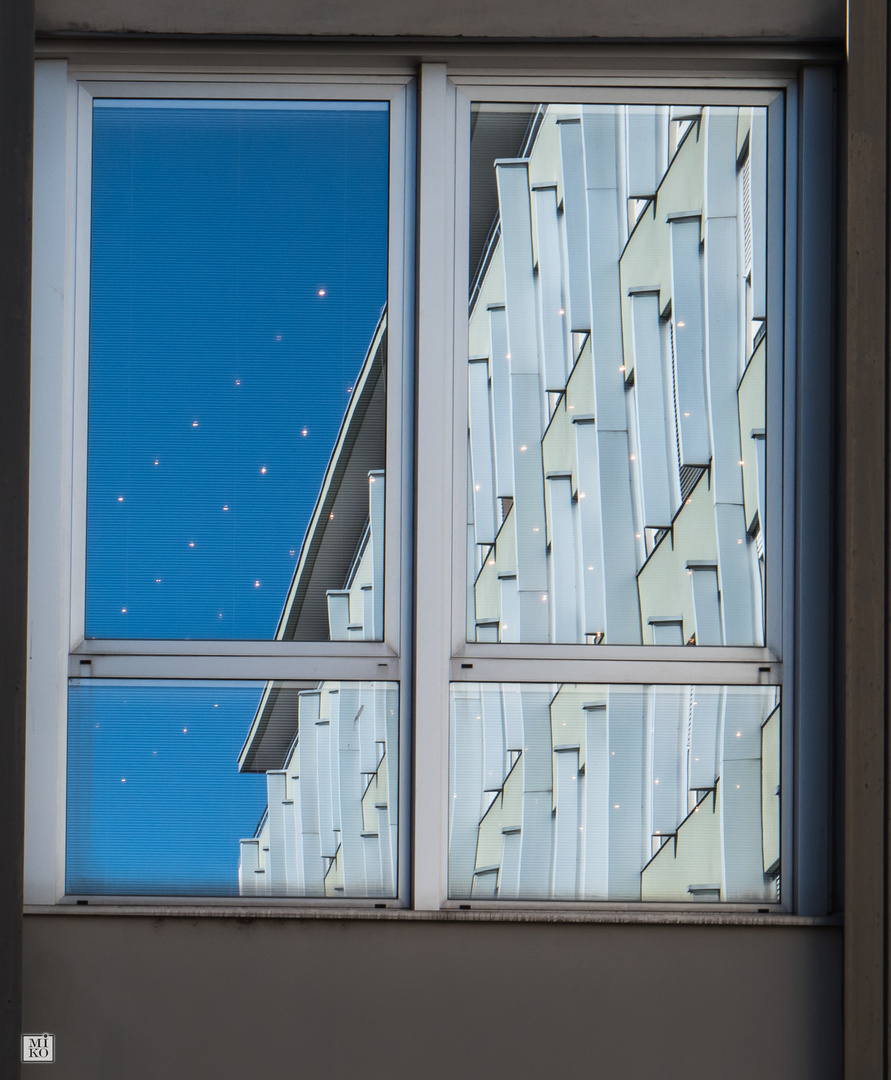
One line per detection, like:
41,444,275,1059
25,53,834,921
25,62,416,907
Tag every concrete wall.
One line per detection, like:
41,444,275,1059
23,915,842,1079
35,0,845,43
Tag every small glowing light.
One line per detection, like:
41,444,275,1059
302,429,309,437
506,352,511,360
183,728,187,733
223,505,229,511
619,365,626,372
611,751,615,756
579,492,586,499
558,308,564,315
685,498,692,504
654,779,659,784
153,751,157,756
254,580,261,587
289,550,295,556
541,594,548,602
474,484,480,491
736,784,740,789
533,527,539,532
677,320,686,328
219,613,223,618
155,579,161,583
318,289,326,296
488,559,495,566
684,412,690,417
519,444,527,452
275,334,282,342
329,512,335,520
655,830,661,835
736,731,742,737
739,460,745,466
154,460,159,466
121,778,126,783
192,421,199,427
121,607,127,613
260,466,267,474
117,496,124,502
235,379,241,386
695,757,699,762
568,404,574,409
688,569,693,575
635,533,641,539
737,538,743,544
188,542,195,548
214,704,218,708
613,804,620,809
629,454,635,460
347,386,353,393
587,566,594,571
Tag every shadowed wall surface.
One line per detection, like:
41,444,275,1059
23,915,841,1080
35,0,844,42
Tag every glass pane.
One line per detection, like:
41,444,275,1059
68,679,399,898
449,682,780,902
467,104,768,645
86,100,389,640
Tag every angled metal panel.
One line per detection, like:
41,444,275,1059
573,418,607,637
715,501,758,645
448,688,484,897
532,184,568,391
487,305,514,499
598,429,643,643
547,476,581,642
582,703,609,898
553,747,582,898
607,687,648,899
297,691,325,897
468,358,498,544
582,108,628,434
689,687,723,790
557,118,591,333
670,218,711,467
626,104,669,198
630,292,675,528
517,689,554,896
691,566,723,646
368,468,385,640
651,686,687,836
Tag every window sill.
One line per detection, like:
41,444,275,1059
24,903,840,926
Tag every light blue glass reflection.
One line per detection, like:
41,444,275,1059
448,682,780,903
86,100,389,639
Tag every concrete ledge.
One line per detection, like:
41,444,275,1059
25,903,840,925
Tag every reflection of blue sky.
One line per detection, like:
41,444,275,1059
70,101,388,895
86,100,389,640
67,681,267,895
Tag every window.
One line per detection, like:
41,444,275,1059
28,69,414,904
439,90,784,905
28,60,828,916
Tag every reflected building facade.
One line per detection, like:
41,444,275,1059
467,104,767,646
238,314,398,898
451,103,777,904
